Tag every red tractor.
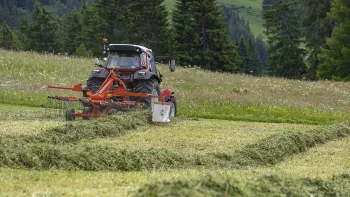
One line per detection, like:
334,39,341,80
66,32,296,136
48,41,176,121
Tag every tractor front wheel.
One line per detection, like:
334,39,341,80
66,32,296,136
135,80,160,109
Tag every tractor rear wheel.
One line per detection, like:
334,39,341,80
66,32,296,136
135,80,160,109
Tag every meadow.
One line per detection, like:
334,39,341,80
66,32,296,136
1,50,350,125
0,50,350,196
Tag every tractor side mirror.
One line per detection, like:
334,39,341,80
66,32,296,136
95,58,103,67
95,58,100,66
169,59,175,72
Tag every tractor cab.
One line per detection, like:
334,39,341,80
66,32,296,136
105,44,153,71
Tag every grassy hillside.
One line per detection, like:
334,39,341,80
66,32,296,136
1,50,350,124
164,0,264,36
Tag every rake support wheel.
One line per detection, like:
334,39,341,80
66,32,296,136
169,97,177,117
65,108,75,121
83,107,92,120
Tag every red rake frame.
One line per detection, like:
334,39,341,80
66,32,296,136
48,70,165,119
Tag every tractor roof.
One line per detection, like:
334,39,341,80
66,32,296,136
108,44,151,53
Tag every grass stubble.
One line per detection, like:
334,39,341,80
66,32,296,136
1,108,350,172
0,106,349,196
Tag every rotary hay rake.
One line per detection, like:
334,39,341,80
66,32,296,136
46,70,168,121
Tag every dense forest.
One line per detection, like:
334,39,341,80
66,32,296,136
0,0,349,80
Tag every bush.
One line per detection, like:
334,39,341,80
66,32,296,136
75,43,92,57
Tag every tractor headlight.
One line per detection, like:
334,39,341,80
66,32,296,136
138,72,146,76
86,91,92,96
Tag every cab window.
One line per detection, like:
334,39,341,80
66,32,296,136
106,51,140,69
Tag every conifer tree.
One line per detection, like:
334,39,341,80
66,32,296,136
25,2,61,52
317,0,350,80
222,6,254,43
0,22,14,50
172,0,198,66
94,0,133,44
302,0,333,80
236,36,247,71
79,0,102,56
64,10,82,55
263,0,306,79
129,0,170,55
256,34,268,72
246,35,263,75
173,0,240,72
263,0,274,12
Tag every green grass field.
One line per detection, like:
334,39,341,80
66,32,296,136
0,105,349,196
164,0,264,36
1,104,349,196
2,50,350,125
1,51,350,196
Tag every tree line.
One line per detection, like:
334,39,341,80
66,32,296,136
0,0,268,74
2,0,348,80
0,0,84,29
263,0,350,80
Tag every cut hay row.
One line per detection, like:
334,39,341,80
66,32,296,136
214,121,350,167
134,174,350,196
1,120,350,171
2,110,151,145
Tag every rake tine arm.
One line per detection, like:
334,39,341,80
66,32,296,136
48,84,83,92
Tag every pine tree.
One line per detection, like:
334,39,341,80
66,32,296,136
94,0,133,44
263,0,306,79
0,2,18,28
66,0,82,10
256,34,268,72
79,0,102,56
302,0,333,80
129,0,170,55
0,22,14,50
236,36,247,71
173,0,240,72
25,2,61,52
246,35,263,75
222,5,254,42
17,8,32,50
172,0,198,66
263,0,274,12
63,10,82,55
317,0,350,80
